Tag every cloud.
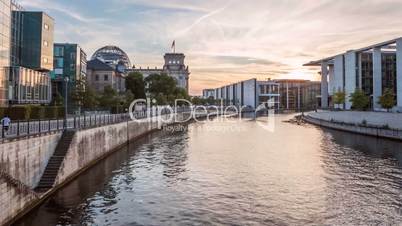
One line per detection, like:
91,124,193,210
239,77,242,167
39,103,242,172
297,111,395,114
17,0,402,95
19,0,106,23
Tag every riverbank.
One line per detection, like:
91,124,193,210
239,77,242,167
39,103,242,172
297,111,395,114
1,112,212,225
304,111,402,140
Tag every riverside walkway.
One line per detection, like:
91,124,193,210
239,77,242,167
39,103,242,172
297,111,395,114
307,110,402,130
0,107,190,141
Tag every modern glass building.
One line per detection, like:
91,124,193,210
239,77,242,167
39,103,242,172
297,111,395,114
274,79,320,111
360,52,397,108
20,11,54,71
53,43,87,82
305,38,402,111
3,3,54,106
7,66,51,104
0,0,11,107
52,43,87,112
10,0,23,66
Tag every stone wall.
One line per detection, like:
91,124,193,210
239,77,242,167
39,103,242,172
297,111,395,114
304,115,402,140
55,117,160,185
0,132,61,225
0,114,185,225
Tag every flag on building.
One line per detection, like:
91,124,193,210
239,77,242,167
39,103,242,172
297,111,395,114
171,40,176,53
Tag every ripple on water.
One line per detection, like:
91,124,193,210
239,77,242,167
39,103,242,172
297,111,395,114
14,116,402,225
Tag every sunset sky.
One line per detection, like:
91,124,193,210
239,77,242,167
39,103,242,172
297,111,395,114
21,0,402,95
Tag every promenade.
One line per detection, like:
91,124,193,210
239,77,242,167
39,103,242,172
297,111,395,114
307,110,402,130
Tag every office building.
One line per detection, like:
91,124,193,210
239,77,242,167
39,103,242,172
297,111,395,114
274,79,321,111
211,79,280,109
0,1,54,106
0,0,11,106
202,89,215,99
304,37,402,111
86,58,125,93
52,43,87,111
19,11,54,71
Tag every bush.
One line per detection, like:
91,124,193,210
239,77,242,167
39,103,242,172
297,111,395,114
8,106,31,120
44,106,60,119
349,89,370,111
30,105,45,119
0,105,65,120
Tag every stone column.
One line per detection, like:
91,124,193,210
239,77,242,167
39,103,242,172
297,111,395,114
321,61,329,108
344,51,357,110
372,47,382,110
397,38,402,109
328,65,335,96
286,82,289,109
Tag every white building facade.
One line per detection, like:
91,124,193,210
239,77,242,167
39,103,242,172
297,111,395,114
211,79,280,109
305,38,402,111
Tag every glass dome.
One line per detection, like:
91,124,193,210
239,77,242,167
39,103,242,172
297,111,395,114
91,46,131,70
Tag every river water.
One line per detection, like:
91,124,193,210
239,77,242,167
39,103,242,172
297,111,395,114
16,115,402,225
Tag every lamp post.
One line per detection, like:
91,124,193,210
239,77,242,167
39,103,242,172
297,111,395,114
64,77,69,129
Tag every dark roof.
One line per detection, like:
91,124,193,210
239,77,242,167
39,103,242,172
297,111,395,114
87,58,115,71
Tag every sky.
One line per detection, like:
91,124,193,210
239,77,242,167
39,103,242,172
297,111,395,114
20,0,402,95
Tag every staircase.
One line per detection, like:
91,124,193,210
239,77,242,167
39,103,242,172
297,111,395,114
35,130,76,193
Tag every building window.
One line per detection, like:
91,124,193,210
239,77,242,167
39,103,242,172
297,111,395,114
55,58,63,68
70,64,75,70
44,23,49,30
54,47,64,57
43,40,48,47
260,85,265,94
43,58,48,63
95,74,99,81
104,75,108,81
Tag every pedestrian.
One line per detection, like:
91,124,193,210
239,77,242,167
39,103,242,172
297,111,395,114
1,115,11,135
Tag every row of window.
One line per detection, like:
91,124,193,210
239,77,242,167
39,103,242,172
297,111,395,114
95,74,109,81
168,60,181,64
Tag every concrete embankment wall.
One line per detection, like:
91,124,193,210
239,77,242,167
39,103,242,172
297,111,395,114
304,116,402,140
0,132,62,225
0,113,188,225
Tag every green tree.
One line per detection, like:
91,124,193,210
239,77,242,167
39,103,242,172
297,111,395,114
145,73,188,105
333,90,346,109
349,89,370,111
124,90,135,107
125,72,146,99
51,92,64,106
206,96,215,105
82,85,99,109
191,96,208,105
70,79,99,111
145,73,176,94
378,88,396,112
98,85,118,109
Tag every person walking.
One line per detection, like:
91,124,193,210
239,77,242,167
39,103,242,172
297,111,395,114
1,115,11,137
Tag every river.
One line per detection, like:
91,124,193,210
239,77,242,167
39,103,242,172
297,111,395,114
15,115,402,225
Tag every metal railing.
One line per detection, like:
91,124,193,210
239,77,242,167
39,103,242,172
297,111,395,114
1,107,191,140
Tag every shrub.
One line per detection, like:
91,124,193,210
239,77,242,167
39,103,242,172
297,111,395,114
8,106,31,120
30,105,45,119
349,89,370,111
44,106,59,119
378,89,396,112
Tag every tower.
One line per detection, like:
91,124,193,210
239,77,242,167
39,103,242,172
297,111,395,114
163,53,190,93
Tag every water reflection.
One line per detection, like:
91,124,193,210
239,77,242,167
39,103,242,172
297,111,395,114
15,116,402,225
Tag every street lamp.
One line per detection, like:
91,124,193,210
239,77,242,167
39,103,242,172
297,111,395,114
64,77,69,129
